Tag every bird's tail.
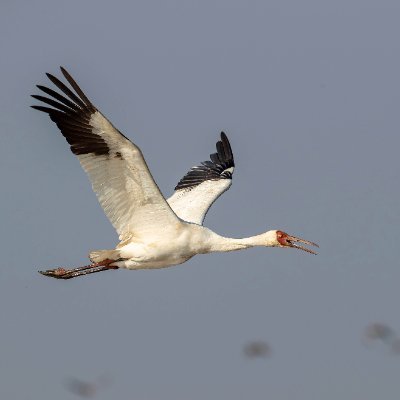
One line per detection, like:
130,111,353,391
89,249,120,263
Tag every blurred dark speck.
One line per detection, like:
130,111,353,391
365,323,393,341
364,323,400,355
66,378,96,398
243,341,271,358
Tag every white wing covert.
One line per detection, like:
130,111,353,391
32,67,180,239
167,132,235,225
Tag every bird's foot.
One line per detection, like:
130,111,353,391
39,267,70,278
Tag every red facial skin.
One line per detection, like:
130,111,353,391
276,230,289,246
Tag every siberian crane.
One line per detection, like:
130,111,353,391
32,67,318,279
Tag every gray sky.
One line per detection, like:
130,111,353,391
1,1,400,399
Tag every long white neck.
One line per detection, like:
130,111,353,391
203,230,278,253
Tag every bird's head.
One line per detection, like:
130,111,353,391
270,230,319,254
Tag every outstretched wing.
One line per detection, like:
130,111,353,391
167,132,234,225
32,67,180,239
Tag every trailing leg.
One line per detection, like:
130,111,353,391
39,259,118,279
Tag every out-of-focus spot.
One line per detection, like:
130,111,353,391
364,323,400,355
67,378,96,398
66,374,113,398
365,323,393,341
243,341,271,358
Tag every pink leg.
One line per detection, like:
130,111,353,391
39,259,119,279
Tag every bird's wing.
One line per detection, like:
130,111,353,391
32,67,181,240
167,132,234,225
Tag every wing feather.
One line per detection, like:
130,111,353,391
167,132,235,225
32,67,180,239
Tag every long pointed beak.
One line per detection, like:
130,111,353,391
285,235,319,255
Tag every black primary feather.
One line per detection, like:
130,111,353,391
174,132,235,190
31,67,110,156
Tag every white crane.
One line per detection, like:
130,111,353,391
32,67,318,279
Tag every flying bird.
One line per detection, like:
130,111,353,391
32,67,318,279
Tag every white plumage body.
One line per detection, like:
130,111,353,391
111,224,212,269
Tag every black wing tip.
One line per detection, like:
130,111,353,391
31,94,44,100
59,66,69,80
174,132,235,191
59,66,71,80
60,66,74,80
47,66,71,76
59,66,93,107
209,131,234,167
33,68,94,115
32,68,111,156
41,68,95,111
30,104,55,113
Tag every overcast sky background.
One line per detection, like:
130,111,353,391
1,1,400,399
